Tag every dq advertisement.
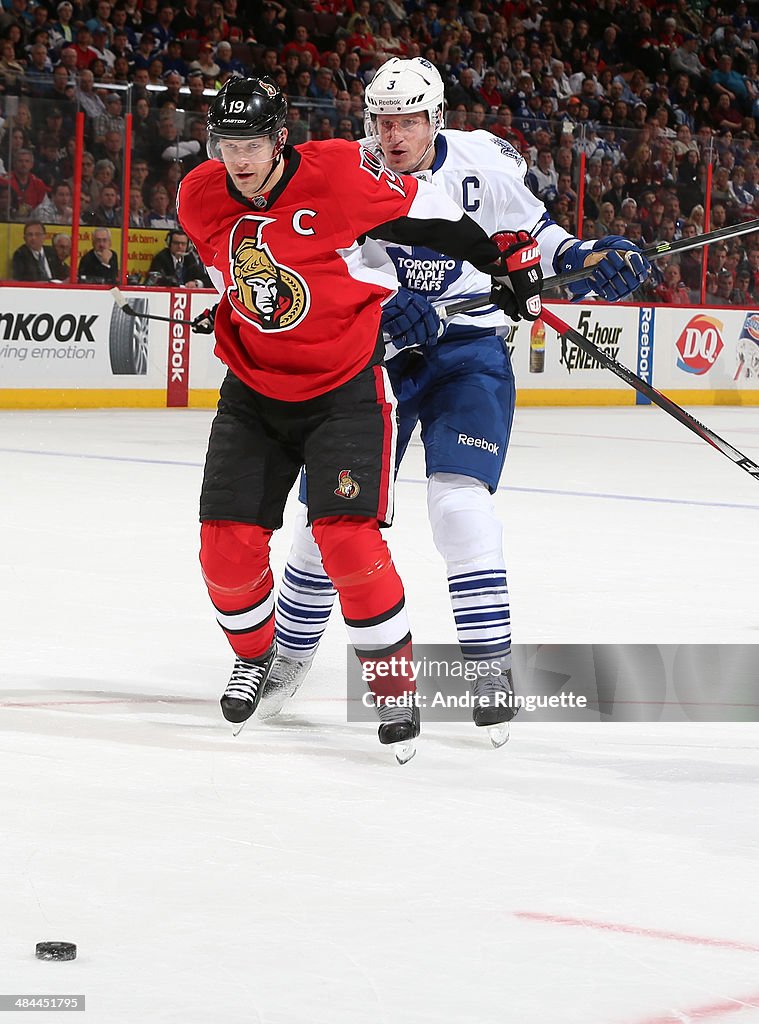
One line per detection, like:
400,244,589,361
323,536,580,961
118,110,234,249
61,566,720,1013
649,306,759,396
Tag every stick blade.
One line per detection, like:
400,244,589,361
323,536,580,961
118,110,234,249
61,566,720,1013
110,287,127,308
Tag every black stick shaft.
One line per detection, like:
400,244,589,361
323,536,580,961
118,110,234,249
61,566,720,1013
439,218,759,319
539,306,759,482
122,303,196,327
541,216,759,292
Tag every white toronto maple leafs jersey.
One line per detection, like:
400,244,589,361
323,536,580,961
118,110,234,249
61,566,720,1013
364,129,576,332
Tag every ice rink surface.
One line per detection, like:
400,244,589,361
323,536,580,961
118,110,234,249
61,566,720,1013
2,405,759,1024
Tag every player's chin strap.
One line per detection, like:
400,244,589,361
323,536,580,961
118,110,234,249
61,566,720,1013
403,137,436,174
375,116,438,175
253,154,282,196
400,110,445,174
251,131,287,196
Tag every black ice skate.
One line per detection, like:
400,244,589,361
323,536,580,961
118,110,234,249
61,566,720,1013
377,698,420,765
472,663,516,749
220,646,276,736
258,654,313,720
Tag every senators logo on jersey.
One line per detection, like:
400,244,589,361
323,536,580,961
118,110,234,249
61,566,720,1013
334,469,360,499
228,215,310,331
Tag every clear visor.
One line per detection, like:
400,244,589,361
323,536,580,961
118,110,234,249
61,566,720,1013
365,105,442,144
207,128,286,164
376,113,431,137
364,110,438,173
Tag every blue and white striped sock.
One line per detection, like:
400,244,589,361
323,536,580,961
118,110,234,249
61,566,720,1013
447,568,511,665
276,562,336,662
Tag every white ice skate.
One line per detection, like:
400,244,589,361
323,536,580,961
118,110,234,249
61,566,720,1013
258,654,313,720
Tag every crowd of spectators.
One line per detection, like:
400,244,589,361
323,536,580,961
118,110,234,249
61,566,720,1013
2,0,759,302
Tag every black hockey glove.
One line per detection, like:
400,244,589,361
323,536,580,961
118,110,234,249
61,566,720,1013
489,230,543,322
191,304,217,334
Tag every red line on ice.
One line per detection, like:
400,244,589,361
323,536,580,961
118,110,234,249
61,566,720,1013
0,697,209,707
515,912,759,954
0,696,363,707
629,989,759,1023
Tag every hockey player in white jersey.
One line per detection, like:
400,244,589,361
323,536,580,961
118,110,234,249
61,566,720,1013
264,57,651,744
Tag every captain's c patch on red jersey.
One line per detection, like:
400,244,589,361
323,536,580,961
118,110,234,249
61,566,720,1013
227,215,311,332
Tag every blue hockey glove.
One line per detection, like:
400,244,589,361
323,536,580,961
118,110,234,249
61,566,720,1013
560,236,651,301
381,288,441,349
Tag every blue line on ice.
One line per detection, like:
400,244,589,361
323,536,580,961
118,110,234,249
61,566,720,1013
2,446,757,512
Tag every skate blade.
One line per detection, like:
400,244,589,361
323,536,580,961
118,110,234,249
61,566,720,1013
231,718,251,738
392,738,417,765
257,688,291,721
487,722,510,749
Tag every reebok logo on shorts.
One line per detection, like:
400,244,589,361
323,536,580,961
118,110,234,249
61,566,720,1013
457,433,499,455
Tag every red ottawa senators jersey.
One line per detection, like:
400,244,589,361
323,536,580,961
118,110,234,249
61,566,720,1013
177,139,501,401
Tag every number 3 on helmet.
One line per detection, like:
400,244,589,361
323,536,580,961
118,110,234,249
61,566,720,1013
364,57,445,142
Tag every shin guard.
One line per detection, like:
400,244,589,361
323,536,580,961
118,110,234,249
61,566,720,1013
312,515,414,701
200,520,275,659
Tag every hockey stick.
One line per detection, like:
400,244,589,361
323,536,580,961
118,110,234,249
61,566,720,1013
539,306,759,482
110,287,197,326
438,217,759,319
541,215,759,292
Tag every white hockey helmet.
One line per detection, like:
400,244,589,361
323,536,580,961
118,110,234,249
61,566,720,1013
364,57,445,142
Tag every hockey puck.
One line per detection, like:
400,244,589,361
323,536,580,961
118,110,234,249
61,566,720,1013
35,942,77,961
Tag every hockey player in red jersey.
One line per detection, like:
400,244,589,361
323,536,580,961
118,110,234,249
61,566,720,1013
177,77,543,762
